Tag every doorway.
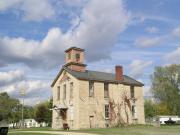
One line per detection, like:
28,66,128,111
89,116,95,128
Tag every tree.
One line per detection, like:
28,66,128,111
34,99,52,126
144,100,157,119
156,103,171,115
0,92,21,124
23,106,35,119
151,64,180,115
35,104,47,124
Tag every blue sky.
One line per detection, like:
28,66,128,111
0,0,179,105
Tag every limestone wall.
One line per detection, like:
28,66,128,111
52,71,80,129
78,81,145,128
52,71,145,129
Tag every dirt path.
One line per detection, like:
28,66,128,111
9,131,99,135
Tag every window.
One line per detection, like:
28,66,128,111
63,84,66,100
104,83,109,98
132,105,137,119
89,81,94,97
68,53,71,59
105,105,109,119
70,82,73,99
130,86,135,98
57,86,60,100
75,53,80,62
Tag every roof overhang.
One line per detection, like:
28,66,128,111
51,103,68,110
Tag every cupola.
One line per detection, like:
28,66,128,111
64,47,86,72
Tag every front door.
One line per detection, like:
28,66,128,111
89,116,95,128
60,109,67,123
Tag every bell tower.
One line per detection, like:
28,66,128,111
64,47,87,72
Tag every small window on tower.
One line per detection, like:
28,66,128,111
75,53,80,62
68,53,71,59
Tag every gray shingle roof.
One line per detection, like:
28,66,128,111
51,67,144,87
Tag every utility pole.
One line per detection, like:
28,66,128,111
19,88,25,128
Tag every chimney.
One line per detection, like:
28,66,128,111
115,65,123,81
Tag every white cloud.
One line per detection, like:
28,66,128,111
172,27,180,38
70,0,130,61
164,47,180,64
0,69,51,106
0,70,25,86
62,0,88,8
145,26,159,33
0,28,68,69
0,79,51,106
129,60,153,78
135,36,164,48
143,86,152,97
0,0,55,21
0,0,130,69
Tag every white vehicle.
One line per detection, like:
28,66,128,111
158,116,180,124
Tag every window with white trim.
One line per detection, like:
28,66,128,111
104,83,109,98
105,105,109,119
57,86,60,100
130,86,135,98
89,81,94,97
70,82,73,99
63,84,66,100
132,105,137,119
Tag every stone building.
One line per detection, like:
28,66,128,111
51,47,145,129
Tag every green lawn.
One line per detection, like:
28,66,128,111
9,127,52,131
9,133,50,135
8,125,180,135
76,125,180,135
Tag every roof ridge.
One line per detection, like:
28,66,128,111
86,69,115,75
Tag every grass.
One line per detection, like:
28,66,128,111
76,125,180,135
9,133,50,135
9,127,52,131
8,125,180,135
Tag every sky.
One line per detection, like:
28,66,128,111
0,0,180,105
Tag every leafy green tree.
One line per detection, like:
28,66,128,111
156,103,171,115
0,92,21,124
34,98,52,126
151,64,180,115
23,106,35,119
35,104,47,123
144,100,157,119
